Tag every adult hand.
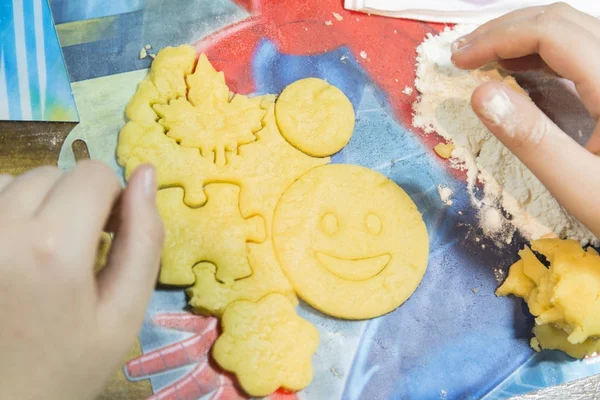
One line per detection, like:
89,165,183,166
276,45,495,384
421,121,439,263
451,2,600,239
0,162,164,399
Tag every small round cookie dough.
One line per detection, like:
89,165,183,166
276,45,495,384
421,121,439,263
273,164,429,320
275,78,355,157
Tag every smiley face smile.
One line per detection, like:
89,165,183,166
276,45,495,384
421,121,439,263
316,251,391,281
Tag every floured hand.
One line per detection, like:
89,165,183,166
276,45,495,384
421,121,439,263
451,2,600,239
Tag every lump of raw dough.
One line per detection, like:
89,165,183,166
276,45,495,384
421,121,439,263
497,239,600,358
433,142,455,159
275,78,355,157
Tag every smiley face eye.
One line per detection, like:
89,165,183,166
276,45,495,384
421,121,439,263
321,212,339,235
365,213,382,235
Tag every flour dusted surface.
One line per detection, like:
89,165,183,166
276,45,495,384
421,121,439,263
413,26,597,246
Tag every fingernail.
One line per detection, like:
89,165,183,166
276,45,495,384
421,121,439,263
480,87,515,129
451,37,471,54
142,166,157,200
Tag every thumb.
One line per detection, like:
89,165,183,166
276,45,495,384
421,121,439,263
471,82,600,238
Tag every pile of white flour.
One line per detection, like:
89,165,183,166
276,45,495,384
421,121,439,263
413,25,597,246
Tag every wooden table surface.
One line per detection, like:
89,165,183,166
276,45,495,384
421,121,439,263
0,121,76,175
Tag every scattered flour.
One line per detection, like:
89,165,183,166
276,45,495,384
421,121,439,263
437,185,453,206
325,20,333,26
413,26,597,246
359,50,368,59
480,207,503,236
402,86,414,96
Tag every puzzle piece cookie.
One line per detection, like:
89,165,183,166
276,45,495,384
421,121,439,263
275,78,355,157
272,164,429,320
187,241,297,316
118,121,223,207
213,293,319,397
157,184,266,286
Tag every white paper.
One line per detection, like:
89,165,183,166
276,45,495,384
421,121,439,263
344,0,600,24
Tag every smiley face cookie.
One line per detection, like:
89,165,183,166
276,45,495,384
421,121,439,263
275,78,355,157
273,164,429,320
213,294,319,397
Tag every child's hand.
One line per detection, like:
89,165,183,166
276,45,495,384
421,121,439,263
0,162,164,399
452,2,600,239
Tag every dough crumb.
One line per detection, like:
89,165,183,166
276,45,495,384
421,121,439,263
359,50,368,59
144,44,152,50
471,288,479,294
433,142,454,159
394,29,398,34
332,12,344,21
437,185,453,206
139,47,148,59
325,20,333,26
402,86,414,96
330,367,343,378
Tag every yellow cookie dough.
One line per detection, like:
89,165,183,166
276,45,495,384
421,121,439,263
95,232,112,273
531,324,600,359
119,46,330,312
186,102,328,315
275,78,355,157
157,184,265,286
497,239,600,358
433,143,455,159
213,294,319,397
273,164,429,320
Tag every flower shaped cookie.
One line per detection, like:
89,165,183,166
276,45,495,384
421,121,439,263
213,294,319,397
